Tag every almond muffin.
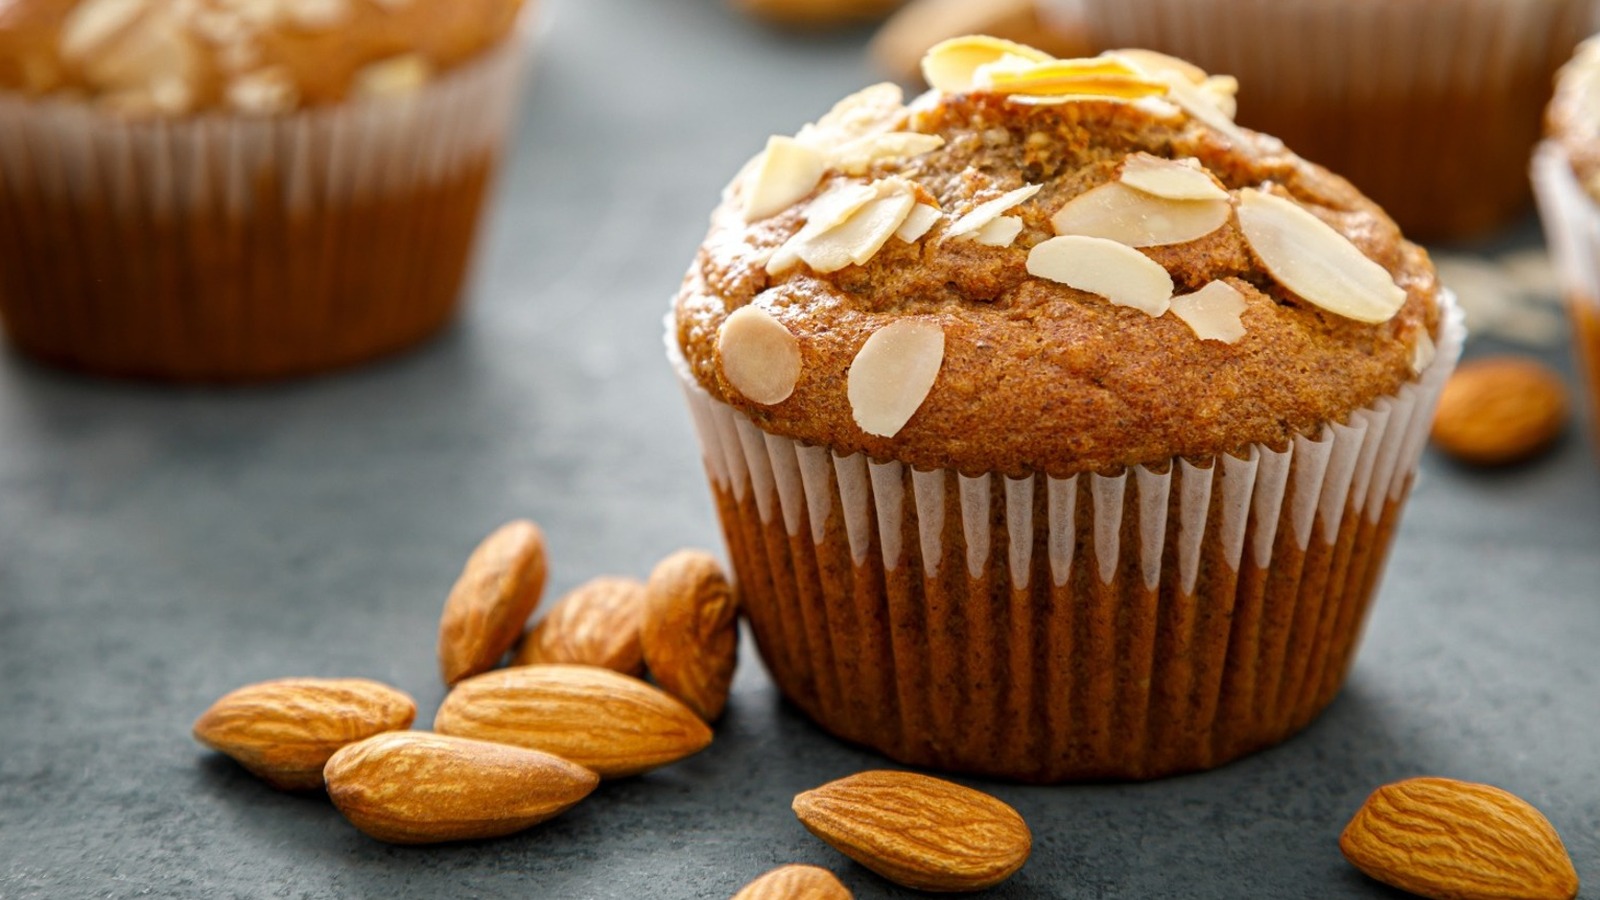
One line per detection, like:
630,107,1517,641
1534,37,1600,459
669,37,1464,781
1064,0,1594,240
0,0,531,380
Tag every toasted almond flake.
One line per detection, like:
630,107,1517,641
1026,235,1173,316
972,216,1022,247
718,305,802,405
285,0,349,29
61,0,149,60
831,132,944,176
1171,281,1248,343
921,35,1053,93
1410,327,1437,374
226,67,298,115
1050,181,1230,248
796,182,881,238
1106,49,1208,85
979,57,1165,100
1160,74,1249,145
1120,154,1228,201
896,203,941,242
1201,75,1239,118
743,135,826,222
847,319,945,437
946,184,1040,240
799,191,916,272
1237,189,1407,324
799,82,906,146
354,53,431,97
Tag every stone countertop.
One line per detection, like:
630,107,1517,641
2,0,1597,897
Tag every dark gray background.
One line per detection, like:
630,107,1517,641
2,0,1597,897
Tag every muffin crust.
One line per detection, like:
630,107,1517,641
676,79,1441,478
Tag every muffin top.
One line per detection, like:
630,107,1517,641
0,0,525,117
1548,37,1600,201
674,37,1442,478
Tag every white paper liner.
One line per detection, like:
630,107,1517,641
675,294,1463,593
0,29,529,217
1532,140,1600,447
668,292,1464,780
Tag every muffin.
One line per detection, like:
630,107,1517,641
0,0,531,380
668,36,1463,781
1060,0,1594,240
1534,37,1600,457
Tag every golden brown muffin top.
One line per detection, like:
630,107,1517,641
675,38,1441,478
0,0,525,116
1548,37,1600,202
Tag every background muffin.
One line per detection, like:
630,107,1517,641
1058,0,1595,240
1534,37,1600,458
0,0,531,380
670,38,1463,781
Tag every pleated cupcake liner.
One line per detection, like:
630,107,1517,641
0,20,533,381
1533,141,1600,453
669,293,1464,781
1059,0,1593,238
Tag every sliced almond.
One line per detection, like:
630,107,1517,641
1026,235,1173,316
830,132,944,177
1410,326,1437,375
1105,48,1208,85
799,82,906,146
61,0,148,59
1050,181,1229,248
1236,188,1406,324
972,215,1023,247
1170,280,1248,343
1119,154,1228,201
799,190,916,272
945,183,1040,240
716,305,803,405
920,34,1053,93
1159,73,1248,145
768,182,881,275
353,54,431,97
896,203,942,242
979,56,1165,100
847,319,945,438
743,135,826,222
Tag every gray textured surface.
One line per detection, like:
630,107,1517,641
2,1,1598,897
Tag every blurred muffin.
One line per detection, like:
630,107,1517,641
1061,0,1595,240
1534,37,1600,457
669,37,1463,781
0,0,531,380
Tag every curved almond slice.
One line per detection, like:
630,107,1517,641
896,203,942,242
1050,181,1229,248
982,58,1165,99
743,135,826,222
797,182,881,238
1409,327,1437,375
1161,74,1249,145
831,132,944,176
946,183,1041,240
1201,75,1239,119
800,82,906,145
718,305,802,405
972,215,1023,247
1120,154,1228,201
1105,49,1209,85
921,35,1053,93
1171,281,1248,343
800,190,916,273
1027,235,1173,316
1236,188,1406,323
847,319,945,437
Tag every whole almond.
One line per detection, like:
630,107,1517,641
192,677,416,792
732,864,853,900
434,664,712,778
438,519,549,686
792,770,1031,892
641,550,739,722
512,576,647,676
1340,777,1579,900
1431,357,1569,466
324,731,598,845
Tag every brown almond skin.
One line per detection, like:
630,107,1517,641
641,550,739,722
438,519,548,686
434,664,713,778
512,576,647,676
192,677,416,792
732,864,853,900
1340,777,1579,900
792,770,1031,892
324,731,598,845
1430,357,1569,466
